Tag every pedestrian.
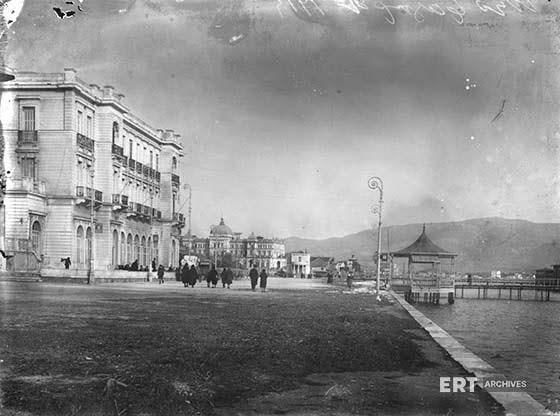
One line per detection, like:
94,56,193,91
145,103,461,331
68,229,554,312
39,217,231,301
340,267,350,289
157,264,165,284
181,263,189,287
224,267,233,289
60,257,71,269
221,267,227,288
249,265,259,291
259,269,268,292
206,264,218,288
188,265,198,288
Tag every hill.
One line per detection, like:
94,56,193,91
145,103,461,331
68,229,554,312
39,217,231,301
285,217,560,273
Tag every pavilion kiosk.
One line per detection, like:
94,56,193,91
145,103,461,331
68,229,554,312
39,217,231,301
391,225,457,304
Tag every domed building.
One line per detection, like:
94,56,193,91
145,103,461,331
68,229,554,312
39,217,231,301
183,217,286,271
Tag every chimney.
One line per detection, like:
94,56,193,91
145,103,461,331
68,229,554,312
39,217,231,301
103,85,114,98
64,67,77,82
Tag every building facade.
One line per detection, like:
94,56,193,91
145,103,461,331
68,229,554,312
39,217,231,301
0,68,185,275
287,251,311,277
183,217,286,271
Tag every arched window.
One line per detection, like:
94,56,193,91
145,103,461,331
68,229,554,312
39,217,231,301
76,226,84,265
153,235,159,265
120,232,126,265
141,236,146,267
147,237,152,267
112,230,118,266
171,240,176,267
31,221,42,253
172,156,177,173
127,234,132,264
112,122,119,145
85,227,92,266
134,235,140,265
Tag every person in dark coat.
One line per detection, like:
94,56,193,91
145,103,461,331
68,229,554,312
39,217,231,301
221,268,227,288
152,258,157,272
157,264,165,284
249,266,259,291
60,257,71,269
223,267,233,289
206,264,218,288
188,265,198,287
181,263,189,287
130,259,139,271
259,269,268,292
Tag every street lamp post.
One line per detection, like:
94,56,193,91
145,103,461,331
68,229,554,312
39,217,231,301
368,176,384,296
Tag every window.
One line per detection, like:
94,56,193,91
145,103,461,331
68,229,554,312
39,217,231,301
134,235,140,264
172,156,177,172
153,235,159,265
112,230,118,266
172,192,176,214
136,143,140,161
112,122,119,145
85,227,92,265
156,154,159,171
141,236,146,267
22,107,35,131
86,115,93,138
143,146,147,164
149,150,153,168
77,110,83,134
129,139,133,158
120,232,126,265
76,226,84,264
21,157,36,179
127,234,133,264
31,221,41,253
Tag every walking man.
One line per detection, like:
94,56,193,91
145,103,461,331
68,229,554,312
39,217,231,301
181,263,189,287
223,267,233,289
206,264,219,288
157,264,165,284
188,265,198,288
249,265,259,291
259,269,268,292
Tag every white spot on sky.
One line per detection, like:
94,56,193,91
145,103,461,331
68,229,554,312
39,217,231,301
465,85,470,90
531,59,535,64
470,136,475,140
466,78,470,82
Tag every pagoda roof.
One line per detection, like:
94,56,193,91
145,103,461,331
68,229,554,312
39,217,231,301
391,224,457,258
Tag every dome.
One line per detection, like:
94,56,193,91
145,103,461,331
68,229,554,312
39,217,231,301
211,217,233,236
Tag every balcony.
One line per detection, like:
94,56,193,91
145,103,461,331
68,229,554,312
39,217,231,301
143,165,150,178
172,212,185,226
128,158,136,170
76,186,102,207
136,161,143,175
135,203,143,214
17,130,38,146
171,174,180,185
111,143,124,158
157,210,162,219
143,205,150,216
112,193,128,211
76,133,94,154
7,177,46,194
155,171,161,182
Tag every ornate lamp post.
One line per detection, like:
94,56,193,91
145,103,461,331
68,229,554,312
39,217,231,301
368,176,384,296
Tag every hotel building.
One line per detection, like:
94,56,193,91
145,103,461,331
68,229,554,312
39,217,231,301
0,68,185,277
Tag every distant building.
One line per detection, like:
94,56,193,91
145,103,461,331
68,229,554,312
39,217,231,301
287,251,310,277
535,265,560,286
183,217,286,270
310,256,334,276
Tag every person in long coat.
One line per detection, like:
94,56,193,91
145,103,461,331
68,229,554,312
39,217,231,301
188,265,198,288
259,269,268,292
181,263,189,287
249,266,259,291
157,264,165,284
206,264,219,288
223,267,233,289
221,268,228,288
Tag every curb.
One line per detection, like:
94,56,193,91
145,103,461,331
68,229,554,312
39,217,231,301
390,290,548,416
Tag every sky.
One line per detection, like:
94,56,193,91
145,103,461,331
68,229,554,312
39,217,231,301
4,0,560,239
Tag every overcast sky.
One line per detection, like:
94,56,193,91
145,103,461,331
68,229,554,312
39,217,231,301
5,0,560,239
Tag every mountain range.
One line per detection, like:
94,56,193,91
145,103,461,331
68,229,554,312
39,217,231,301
285,217,560,273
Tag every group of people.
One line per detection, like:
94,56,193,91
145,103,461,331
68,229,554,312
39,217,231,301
175,263,269,292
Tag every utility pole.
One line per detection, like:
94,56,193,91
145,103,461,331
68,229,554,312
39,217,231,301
368,176,384,297
147,187,153,282
87,158,95,285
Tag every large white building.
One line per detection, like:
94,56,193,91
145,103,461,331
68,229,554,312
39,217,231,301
184,217,286,271
0,68,185,278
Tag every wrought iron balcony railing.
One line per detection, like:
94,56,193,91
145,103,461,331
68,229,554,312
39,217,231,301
76,133,94,153
136,162,143,175
76,186,102,203
112,193,121,204
128,158,136,170
155,171,161,182
121,195,129,207
171,174,180,185
135,203,143,213
143,205,150,216
17,130,38,145
143,165,150,178
111,144,124,157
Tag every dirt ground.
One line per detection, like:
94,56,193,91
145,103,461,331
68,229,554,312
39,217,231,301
0,278,504,415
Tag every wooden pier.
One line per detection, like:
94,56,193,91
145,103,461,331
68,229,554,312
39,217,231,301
454,283,556,301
